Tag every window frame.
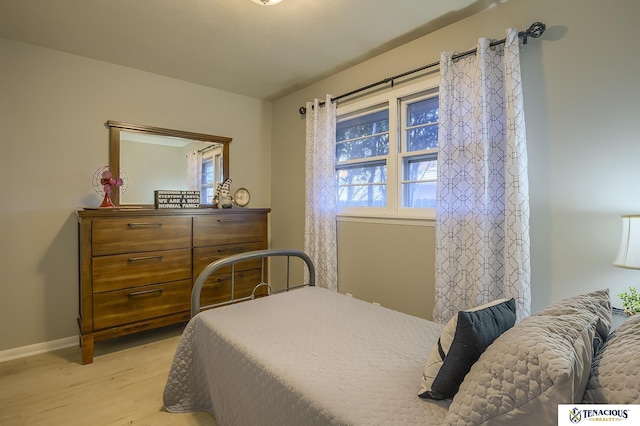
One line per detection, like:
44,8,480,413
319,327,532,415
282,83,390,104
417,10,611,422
336,102,390,212
200,145,224,204
336,77,440,221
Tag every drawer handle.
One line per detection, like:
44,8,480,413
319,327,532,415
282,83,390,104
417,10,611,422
206,277,226,287
128,255,164,262
217,247,244,254
212,273,246,283
128,288,164,297
127,222,163,228
217,219,245,223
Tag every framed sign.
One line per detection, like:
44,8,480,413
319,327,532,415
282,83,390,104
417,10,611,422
154,190,200,209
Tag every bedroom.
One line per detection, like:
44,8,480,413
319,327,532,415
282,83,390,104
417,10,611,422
1,0,639,423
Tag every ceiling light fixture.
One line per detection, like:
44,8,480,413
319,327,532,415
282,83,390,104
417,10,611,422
252,0,282,5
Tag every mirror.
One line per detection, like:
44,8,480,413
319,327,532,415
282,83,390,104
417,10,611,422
107,121,231,206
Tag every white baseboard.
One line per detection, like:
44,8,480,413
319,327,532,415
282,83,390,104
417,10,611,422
0,335,78,363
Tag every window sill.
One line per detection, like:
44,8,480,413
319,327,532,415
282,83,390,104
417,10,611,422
337,214,435,227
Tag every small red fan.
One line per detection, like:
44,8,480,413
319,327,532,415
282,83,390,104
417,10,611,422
92,166,128,208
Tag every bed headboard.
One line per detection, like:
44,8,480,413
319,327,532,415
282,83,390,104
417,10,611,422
191,249,316,317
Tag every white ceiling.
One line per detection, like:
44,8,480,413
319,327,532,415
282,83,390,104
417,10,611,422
0,0,495,101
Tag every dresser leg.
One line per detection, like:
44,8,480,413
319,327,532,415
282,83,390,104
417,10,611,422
81,335,94,365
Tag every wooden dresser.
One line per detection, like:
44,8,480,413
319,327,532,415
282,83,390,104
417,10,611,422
77,208,270,364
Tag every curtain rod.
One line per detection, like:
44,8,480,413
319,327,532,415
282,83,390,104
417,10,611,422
197,143,218,154
298,21,546,115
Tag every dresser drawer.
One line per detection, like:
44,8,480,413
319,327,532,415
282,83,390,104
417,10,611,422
92,216,191,255
93,279,191,330
199,269,269,308
193,213,266,246
77,208,271,364
193,241,265,280
93,248,192,293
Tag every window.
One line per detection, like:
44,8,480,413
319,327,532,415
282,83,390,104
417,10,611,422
335,78,439,218
400,93,439,209
336,106,389,208
200,146,224,204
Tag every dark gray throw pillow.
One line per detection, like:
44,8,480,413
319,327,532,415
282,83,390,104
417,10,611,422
419,298,516,400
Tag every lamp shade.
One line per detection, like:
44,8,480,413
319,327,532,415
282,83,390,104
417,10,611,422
614,215,640,269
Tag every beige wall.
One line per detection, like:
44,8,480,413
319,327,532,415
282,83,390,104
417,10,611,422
121,141,187,204
3,0,640,354
271,0,640,319
337,221,436,318
0,38,271,352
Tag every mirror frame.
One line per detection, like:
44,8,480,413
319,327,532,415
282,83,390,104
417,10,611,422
107,120,231,206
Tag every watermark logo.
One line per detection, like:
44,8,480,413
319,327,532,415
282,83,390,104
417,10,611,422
558,405,639,425
568,407,581,424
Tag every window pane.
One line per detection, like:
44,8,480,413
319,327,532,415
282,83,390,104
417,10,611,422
338,163,386,185
405,96,439,152
201,158,213,184
402,156,437,208
338,184,386,207
199,158,214,204
402,182,437,208
406,157,437,181
337,163,387,207
203,186,214,204
336,134,389,161
336,109,389,142
407,97,439,126
406,124,438,152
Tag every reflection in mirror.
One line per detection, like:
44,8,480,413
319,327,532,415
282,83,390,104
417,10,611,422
107,121,231,206
120,132,223,204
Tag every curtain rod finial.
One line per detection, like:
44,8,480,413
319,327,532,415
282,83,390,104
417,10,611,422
528,22,546,39
299,106,307,115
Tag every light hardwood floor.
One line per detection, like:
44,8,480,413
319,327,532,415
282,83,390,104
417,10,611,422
0,325,217,425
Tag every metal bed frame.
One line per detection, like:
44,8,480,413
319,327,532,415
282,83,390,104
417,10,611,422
191,249,316,317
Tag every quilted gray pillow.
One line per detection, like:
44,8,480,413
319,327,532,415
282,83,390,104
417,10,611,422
533,288,611,340
582,314,640,403
445,310,596,426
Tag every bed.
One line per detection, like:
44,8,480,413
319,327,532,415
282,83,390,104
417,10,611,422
164,249,637,425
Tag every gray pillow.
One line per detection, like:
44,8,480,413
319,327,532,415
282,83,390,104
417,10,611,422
582,314,640,404
446,310,596,425
533,288,611,340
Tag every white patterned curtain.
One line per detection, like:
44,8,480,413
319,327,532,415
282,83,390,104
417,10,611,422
186,150,202,191
304,95,338,291
434,28,531,323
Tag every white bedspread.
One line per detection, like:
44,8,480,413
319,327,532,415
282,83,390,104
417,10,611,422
163,286,449,425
